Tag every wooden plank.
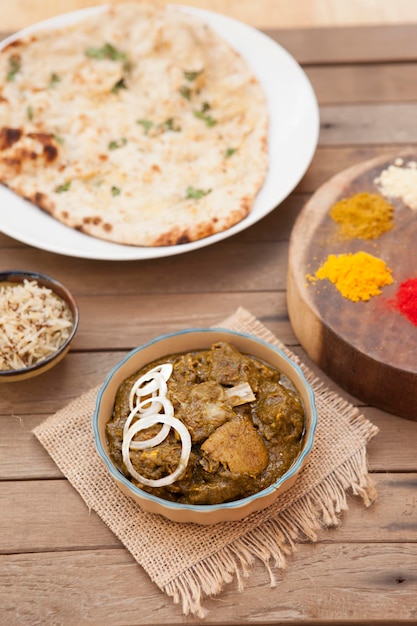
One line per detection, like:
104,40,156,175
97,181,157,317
0,240,288,295
0,414,63,479
268,25,417,65
0,480,121,553
0,352,126,417
1,473,416,554
365,407,417,471
319,103,417,145
306,63,417,105
1,543,416,625
73,291,290,350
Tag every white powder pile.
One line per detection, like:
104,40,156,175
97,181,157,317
374,158,417,210
0,279,73,371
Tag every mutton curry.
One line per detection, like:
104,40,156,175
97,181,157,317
106,341,306,505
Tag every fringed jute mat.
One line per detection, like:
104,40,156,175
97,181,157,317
33,308,379,618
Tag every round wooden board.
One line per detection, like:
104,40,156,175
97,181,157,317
287,152,417,420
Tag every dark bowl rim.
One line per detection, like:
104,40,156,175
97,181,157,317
93,327,318,513
0,269,79,377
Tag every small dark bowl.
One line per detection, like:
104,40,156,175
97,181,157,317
0,270,79,382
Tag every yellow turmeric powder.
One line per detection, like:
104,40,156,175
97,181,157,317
310,251,393,302
330,192,394,240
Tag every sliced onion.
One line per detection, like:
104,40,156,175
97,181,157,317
152,363,173,380
123,396,173,448
129,374,165,410
133,395,174,420
128,363,173,411
122,414,192,488
122,362,191,488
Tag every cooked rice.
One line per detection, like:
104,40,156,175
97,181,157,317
0,279,73,371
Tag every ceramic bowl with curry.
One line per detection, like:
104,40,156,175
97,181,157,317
93,328,317,524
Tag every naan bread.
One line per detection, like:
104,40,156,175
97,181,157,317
0,2,268,247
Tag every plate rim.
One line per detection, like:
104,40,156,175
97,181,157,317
0,3,320,260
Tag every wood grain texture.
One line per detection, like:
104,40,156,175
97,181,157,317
2,19,417,626
1,473,416,554
1,544,416,625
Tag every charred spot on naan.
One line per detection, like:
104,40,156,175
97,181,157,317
154,221,216,246
154,207,248,247
21,191,56,215
1,38,25,53
82,215,103,226
0,127,22,150
77,220,113,236
28,133,59,162
0,130,59,176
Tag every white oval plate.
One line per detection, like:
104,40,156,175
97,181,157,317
0,5,319,260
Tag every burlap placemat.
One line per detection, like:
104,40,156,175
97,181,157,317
33,307,379,618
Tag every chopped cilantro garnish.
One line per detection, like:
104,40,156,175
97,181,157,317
53,134,64,145
111,186,121,196
193,110,217,127
186,186,211,199
49,72,61,87
183,69,203,81
225,147,237,158
136,119,153,134
111,78,128,94
55,181,71,193
193,102,216,127
85,42,127,61
108,138,127,150
179,86,192,100
26,106,34,121
6,55,21,81
163,118,181,132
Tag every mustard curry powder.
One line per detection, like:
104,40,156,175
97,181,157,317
310,251,393,302
330,192,394,240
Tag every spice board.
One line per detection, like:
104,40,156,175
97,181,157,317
287,152,417,420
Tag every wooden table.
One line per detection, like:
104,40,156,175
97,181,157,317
1,20,417,626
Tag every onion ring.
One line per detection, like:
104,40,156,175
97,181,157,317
122,414,192,488
128,363,173,412
123,396,173,448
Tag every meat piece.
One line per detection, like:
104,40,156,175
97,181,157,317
255,380,305,441
207,341,247,385
174,380,235,443
201,417,269,477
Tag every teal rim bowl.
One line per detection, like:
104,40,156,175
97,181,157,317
93,328,317,524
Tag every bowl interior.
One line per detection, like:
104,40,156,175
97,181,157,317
0,270,79,380
94,328,317,520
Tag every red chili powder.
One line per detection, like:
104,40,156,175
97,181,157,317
391,277,417,326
